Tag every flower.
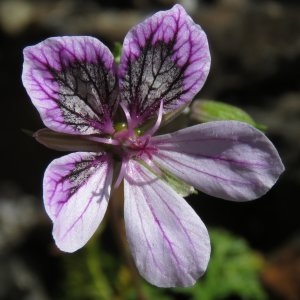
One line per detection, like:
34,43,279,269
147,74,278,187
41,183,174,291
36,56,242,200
22,4,284,287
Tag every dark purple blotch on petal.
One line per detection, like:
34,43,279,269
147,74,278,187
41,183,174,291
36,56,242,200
52,60,117,134
119,4,210,125
22,37,118,135
44,152,111,220
43,152,113,252
65,153,112,201
121,41,184,122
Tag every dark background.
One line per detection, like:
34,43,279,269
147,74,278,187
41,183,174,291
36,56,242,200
0,0,299,299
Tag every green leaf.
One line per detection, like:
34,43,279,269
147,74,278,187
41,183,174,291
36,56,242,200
160,167,197,197
174,228,267,300
113,42,122,64
191,100,266,131
138,158,197,197
62,224,116,300
21,128,34,137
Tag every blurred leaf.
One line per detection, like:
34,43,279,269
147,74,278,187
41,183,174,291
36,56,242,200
160,167,197,197
160,102,189,128
138,159,197,198
140,282,173,300
174,228,267,300
191,100,266,131
113,42,122,64
62,223,267,300
63,225,116,300
21,128,34,137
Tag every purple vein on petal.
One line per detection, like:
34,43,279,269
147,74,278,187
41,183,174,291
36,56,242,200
146,193,182,269
59,171,110,241
157,151,255,185
133,189,165,275
158,148,270,169
124,160,210,287
43,152,113,252
44,152,111,220
145,179,193,272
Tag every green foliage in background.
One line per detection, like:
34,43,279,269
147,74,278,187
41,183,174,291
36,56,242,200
113,42,122,65
191,100,266,131
63,229,116,300
62,228,267,300
174,228,267,300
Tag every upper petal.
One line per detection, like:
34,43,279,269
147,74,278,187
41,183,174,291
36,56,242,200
43,152,113,252
151,121,285,201
124,160,210,287
119,4,210,125
22,36,117,135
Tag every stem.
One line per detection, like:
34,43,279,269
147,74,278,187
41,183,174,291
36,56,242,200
85,236,113,300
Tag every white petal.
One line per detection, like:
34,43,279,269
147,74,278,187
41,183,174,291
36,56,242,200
151,121,285,201
43,152,113,252
124,160,210,287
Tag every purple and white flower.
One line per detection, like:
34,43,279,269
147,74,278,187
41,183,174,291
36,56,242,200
22,5,284,287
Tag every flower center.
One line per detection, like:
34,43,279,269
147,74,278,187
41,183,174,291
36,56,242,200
112,123,154,160
81,101,163,189
111,101,163,188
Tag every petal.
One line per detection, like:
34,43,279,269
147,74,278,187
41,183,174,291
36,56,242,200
22,36,117,135
119,4,210,125
151,121,285,201
124,160,210,287
43,152,113,252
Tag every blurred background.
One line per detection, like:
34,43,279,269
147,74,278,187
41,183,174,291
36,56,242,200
0,0,299,299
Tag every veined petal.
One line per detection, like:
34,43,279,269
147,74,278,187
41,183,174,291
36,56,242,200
151,121,285,201
119,4,210,125
124,160,210,287
43,152,113,252
22,36,117,135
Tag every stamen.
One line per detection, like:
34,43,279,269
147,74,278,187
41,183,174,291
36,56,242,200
119,102,136,135
82,135,120,146
119,102,132,125
144,100,163,137
114,159,127,189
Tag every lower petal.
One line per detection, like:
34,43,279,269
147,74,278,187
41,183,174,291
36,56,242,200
124,160,210,287
43,152,113,252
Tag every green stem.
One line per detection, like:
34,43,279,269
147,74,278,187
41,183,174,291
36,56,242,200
85,227,113,300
